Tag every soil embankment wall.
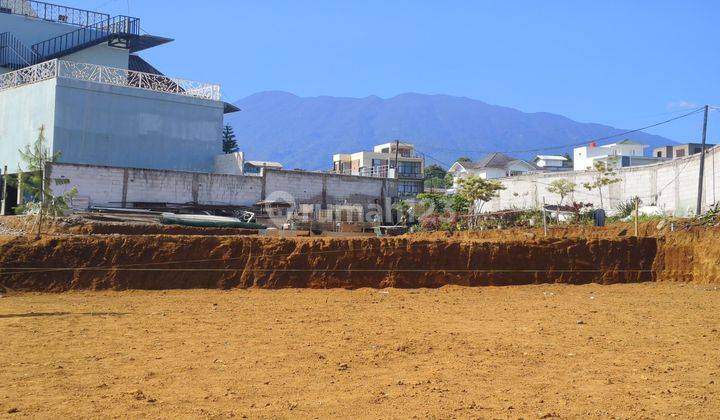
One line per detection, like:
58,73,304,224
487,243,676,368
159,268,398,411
0,235,658,292
653,228,720,283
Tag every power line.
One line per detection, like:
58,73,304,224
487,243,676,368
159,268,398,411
0,267,654,275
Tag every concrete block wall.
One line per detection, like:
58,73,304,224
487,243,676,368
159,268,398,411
48,164,395,217
484,146,720,216
263,169,395,210
50,163,261,208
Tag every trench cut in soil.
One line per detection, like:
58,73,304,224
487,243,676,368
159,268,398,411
0,235,669,291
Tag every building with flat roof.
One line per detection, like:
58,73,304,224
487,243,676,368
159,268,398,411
0,0,238,174
652,143,716,159
532,155,572,171
573,139,665,171
332,141,424,198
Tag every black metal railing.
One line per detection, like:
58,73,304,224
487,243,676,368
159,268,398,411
0,0,109,26
0,32,38,70
31,15,139,61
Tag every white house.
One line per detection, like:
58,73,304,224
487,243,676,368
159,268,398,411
573,140,663,171
447,153,537,193
533,155,572,170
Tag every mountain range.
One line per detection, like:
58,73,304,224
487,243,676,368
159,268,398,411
225,91,674,170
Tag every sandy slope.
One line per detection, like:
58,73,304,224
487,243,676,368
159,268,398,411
2,283,719,418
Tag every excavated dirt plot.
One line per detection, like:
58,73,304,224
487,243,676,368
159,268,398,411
2,284,720,418
1,223,720,291
0,234,662,291
1,225,719,417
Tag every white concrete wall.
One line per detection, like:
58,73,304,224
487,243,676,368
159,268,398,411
48,164,397,214
484,146,720,216
49,163,262,208
214,152,244,175
264,170,325,203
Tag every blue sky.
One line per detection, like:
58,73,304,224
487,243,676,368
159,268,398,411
70,0,718,141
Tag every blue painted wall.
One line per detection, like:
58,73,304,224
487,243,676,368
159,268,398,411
52,77,224,172
1,77,224,173
0,78,57,172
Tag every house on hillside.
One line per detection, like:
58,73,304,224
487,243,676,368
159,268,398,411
0,0,239,175
446,153,537,194
332,142,424,198
533,155,572,171
573,140,664,171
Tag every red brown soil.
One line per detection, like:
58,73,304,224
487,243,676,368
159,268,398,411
0,215,259,236
0,234,658,291
2,284,719,418
411,221,663,240
1,220,718,292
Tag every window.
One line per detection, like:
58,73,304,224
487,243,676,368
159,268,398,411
675,149,685,158
398,181,420,195
508,170,526,177
693,147,702,154
397,161,422,178
656,151,662,157
243,163,261,173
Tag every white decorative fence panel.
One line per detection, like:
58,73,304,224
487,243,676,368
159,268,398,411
0,59,221,101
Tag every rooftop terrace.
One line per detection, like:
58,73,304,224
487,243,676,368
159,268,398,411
0,59,221,101
0,0,109,27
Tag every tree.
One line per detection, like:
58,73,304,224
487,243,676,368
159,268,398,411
449,193,470,214
562,152,573,162
416,191,447,214
393,200,412,226
424,164,446,180
456,156,473,164
456,176,505,228
444,172,455,189
222,124,239,154
423,164,447,189
582,159,620,208
547,179,576,208
16,126,77,238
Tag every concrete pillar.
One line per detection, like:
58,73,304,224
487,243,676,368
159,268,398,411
260,171,267,201
191,173,200,205
16,172,24,207
321,174,327,210
1,165,7,216
121,168,129,208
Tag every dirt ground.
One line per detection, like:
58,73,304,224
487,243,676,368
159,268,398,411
2,283,719,418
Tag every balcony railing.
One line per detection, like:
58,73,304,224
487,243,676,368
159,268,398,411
32,15,140,60
0,32,39,70
332,164,425,179
0,0,109,27
0,59,221,101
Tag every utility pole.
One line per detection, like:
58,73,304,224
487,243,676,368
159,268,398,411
393,139,400,179
696,105,709,215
